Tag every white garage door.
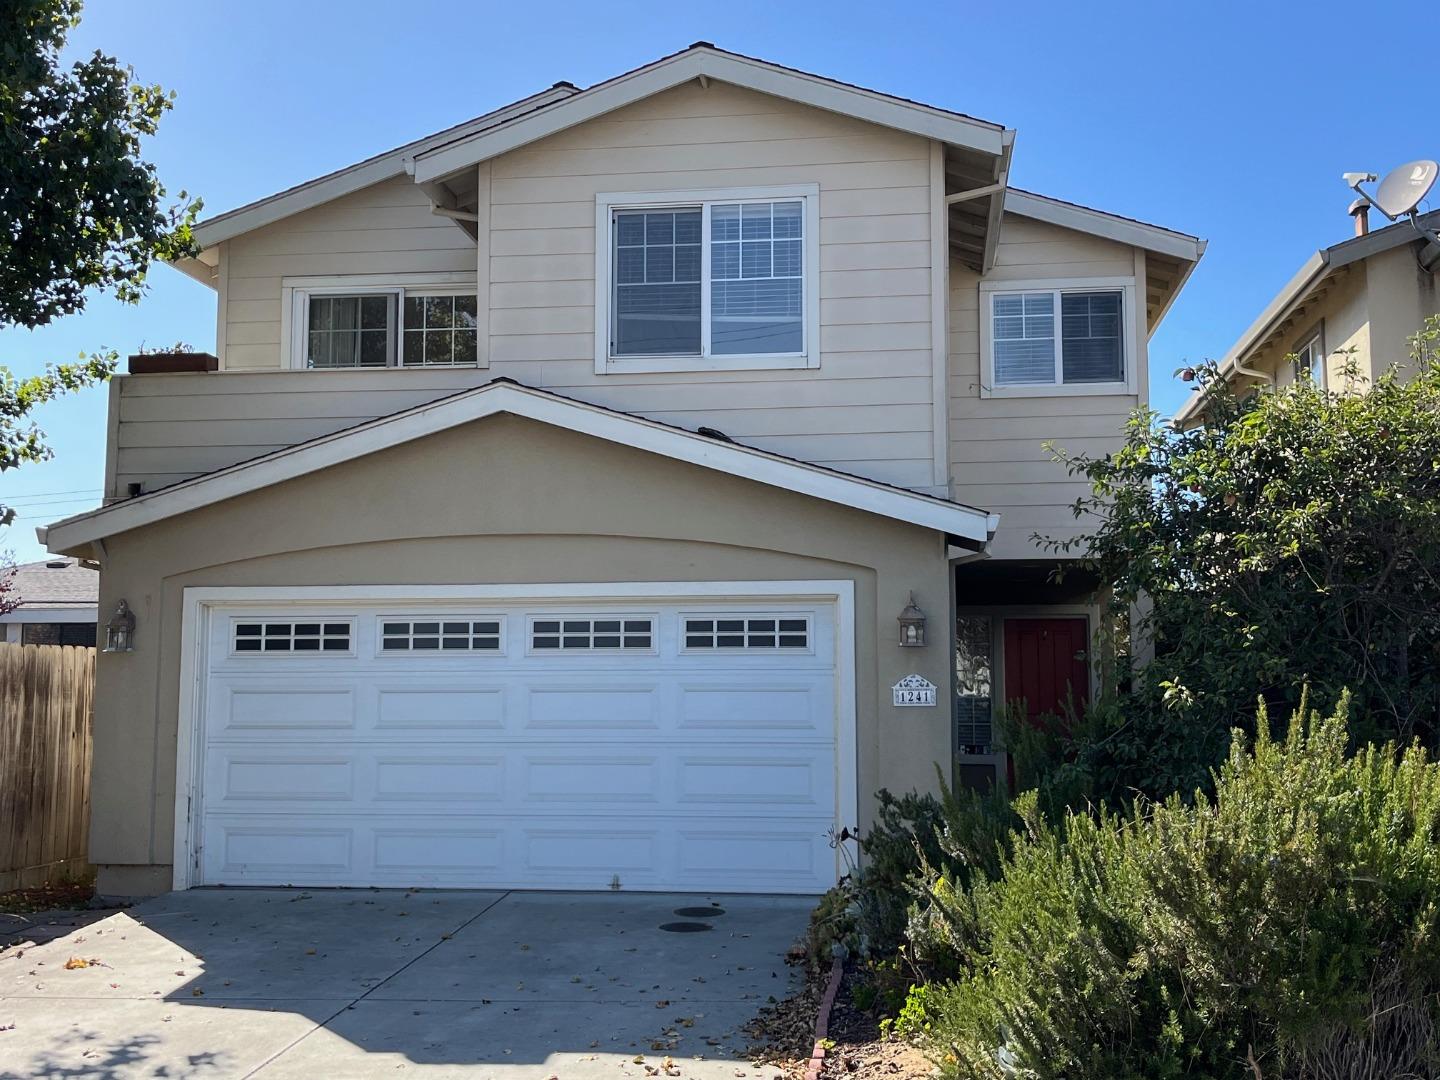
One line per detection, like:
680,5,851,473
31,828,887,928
189,589,844,893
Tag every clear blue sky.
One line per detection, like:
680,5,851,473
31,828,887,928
1,0,1431,563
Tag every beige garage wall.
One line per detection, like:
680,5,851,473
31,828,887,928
91,415,953,895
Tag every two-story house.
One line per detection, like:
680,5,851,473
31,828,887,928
39,45,1203,898
1174,200,1438,427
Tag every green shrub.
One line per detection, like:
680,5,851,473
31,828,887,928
919,696,1440,1079
848,779,1018,976
852,788,948,956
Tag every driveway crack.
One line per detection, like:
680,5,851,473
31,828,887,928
239,890,511,1078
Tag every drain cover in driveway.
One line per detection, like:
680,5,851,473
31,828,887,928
659,921,712,933
673,905,726,918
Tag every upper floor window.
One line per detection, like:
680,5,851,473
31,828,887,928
981,279,1137,397
287,281,478,369
1293,331,1325,388
595,185,820,374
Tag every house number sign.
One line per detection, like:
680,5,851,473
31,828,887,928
892,674,937,707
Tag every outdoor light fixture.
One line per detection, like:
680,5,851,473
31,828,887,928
897,592,927,647
103,600,136,653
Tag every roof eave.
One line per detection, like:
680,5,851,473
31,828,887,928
412,47,1007,186
42,382,994,554
1172,251,1330,425
1004,188,1204,263
187,83,580,252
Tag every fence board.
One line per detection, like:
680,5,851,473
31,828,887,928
0,643,96,891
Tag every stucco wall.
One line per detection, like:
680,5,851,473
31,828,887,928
90,414,953,894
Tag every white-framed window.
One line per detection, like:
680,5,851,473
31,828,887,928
232,619,353,655
594,185,820,374
378,617,504,654
979,278,1138,397
681,615,811,652
282,276,480,369
528,615,655,652
1293,331,1325,388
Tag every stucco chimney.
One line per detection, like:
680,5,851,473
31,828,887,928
1348,198,1370,237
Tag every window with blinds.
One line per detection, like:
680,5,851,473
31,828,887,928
608,196,808,363
990,287,1126,388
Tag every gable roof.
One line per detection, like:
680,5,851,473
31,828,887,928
180,82,580,269
1004,188,1206,332
39,380,998,555
1,557,98,611
1004,189,1204,262
1173,208,1440,424
409,43,1009,185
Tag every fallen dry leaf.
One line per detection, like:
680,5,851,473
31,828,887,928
63,957,96,970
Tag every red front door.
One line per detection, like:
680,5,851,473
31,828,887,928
1003,617,1090,727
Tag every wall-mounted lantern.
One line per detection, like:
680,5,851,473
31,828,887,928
897,592,927,648
103,600,136,653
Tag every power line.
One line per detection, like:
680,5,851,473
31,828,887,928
1,494,104,508
0,487,102,500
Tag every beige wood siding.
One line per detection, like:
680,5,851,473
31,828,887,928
205,81,942,492
483,81,937,489
949,215,1146,558
220,176,476,370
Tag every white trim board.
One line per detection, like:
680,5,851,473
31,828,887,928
412,46,1008,184
40,380,996,551
1004,189,1205,263
171,579,859,891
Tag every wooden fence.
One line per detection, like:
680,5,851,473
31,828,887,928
0,643,95,891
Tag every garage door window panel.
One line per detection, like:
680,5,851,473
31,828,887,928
530,616,654,652
233,620,353,654
379,618,504,653
683,616,810,651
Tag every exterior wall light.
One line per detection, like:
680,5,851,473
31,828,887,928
897,592,927,647
104,600,136,653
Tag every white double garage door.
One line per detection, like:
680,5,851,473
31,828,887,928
184,584,851,894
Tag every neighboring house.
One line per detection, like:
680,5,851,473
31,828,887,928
1174,204,1439,427
38,45,1203,898
0,557,98,646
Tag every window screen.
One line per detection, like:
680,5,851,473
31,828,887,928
992,288,1125,387
307,295,393,368
710,201,804,355
1060,291,1123,383
992,292,1056,384
403,294,479,366
612,208,702,356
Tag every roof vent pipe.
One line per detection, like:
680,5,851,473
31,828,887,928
1348,198,1370,237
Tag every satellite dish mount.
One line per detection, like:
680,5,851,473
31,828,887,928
1345,160,1440,269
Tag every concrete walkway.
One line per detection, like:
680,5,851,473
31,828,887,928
0,888,813,1079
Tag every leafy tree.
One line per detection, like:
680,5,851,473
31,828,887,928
1025,318,1440,805
0,0,198,526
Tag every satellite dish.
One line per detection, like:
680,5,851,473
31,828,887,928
1373,160,1437,218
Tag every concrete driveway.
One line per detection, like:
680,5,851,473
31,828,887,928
0,889,813,1079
